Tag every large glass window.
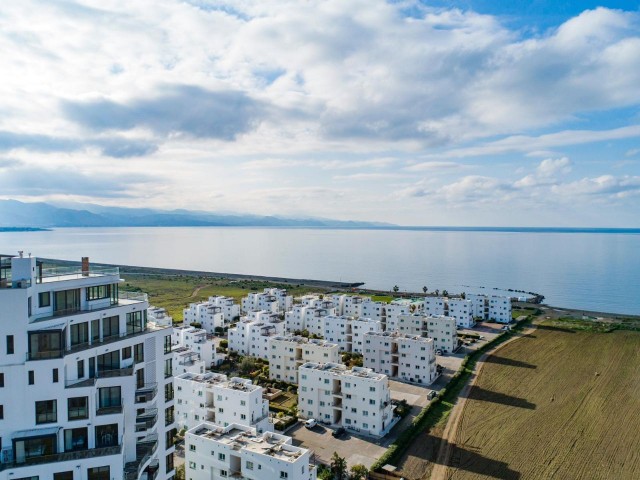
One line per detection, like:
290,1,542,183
102,316,119,339
98,386,121,409
126,311,146,334
134,343,144,364
91,319,100,343
164,335,172,354
64,427,88,452
164,358,172,378
28,330,64,359
13,435,56,462
35,400,57,424
68,397,88,420
70,322,89,347
54,472,73,480
87,285,111,301
38,291,51,308
95,424,118,448
87,467,110,480
97,351,120,373
53,289,80,315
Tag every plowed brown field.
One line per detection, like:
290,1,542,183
446,326,640,480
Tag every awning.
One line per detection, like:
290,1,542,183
12,426,61,440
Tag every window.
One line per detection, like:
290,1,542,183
189,444,196,451
218,453,226,461
166,453,174,472
6,335,14,354
87,466,110,480
0,405,3,419
77,359,85,378
70,322,89,347
164,358,172,378
87,285,111,301
64,427,88,452
28,370,34,385
35,400,57,424
98,386,121,409
95,424,118,448
0,373,3,387
135,343,144,364
54,472,73,480
54,289,80,315
164,335,172,354
126,310,146,334
122,346,132,360
97,351,120,373
280,471,288,478
91,319,100,343
165,383,174,402
246,461,254,470
38,291,51,307
189,461,196,469
68,397,88,420
52,368,59,383
102,316,119,339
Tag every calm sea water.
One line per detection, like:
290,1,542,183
1,227,638,315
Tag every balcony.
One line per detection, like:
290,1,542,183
124,440,158,480
97,404,124,416
0,444,122,472
135,383,158,404
135,409,158,432
37,265,120,283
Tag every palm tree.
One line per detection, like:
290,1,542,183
434,289,440,296
331,452,348,480
442,289,449,297
423,286,428,294
393,285,399,293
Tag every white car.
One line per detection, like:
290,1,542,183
304,418,317,429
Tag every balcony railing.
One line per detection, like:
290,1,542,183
97,404,124,416
0,444,122,471
135,383,158,404
37,266,119,282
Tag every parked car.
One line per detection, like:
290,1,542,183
304,418,317,429
427,390,437,400
435,349,443,355
332,427,346,438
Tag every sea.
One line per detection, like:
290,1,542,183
1,227,638,315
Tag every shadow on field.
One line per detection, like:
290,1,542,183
465,386,536,410
535,324,576,334
426,434,521,479
484,355,537,369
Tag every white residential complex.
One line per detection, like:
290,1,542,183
467,294,512,323
183,296,239,332
298,363,396,437
171,325,219,368
228,311,285,360
397,314,459,353
241,289,292,314
363,331,438,385
0,254,177,480
175,373,270,433
424,297,475,328
268,336,340,384
186,423,316,480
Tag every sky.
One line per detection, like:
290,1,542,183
0,0,639,227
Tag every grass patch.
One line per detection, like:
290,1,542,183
543,317,640,333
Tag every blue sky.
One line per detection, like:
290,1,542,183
0,0,639,226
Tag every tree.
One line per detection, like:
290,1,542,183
393,285,399,293
461,291,466,299
349,464,368,480
434,289,440,296
331,452,348,480
442,289,449,297
239,356,257,375
423,285,428,294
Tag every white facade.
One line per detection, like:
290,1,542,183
298,363,395,437
384,301,411,331
171,326,219,368
228,313,285,360
0,254,177,480
268,336,340,384
467,294,512,323
331,295,364,318
423,297,446,317
186,423,316,480
351,318,383,354
447,298,475,328
183,296,239,332
173,346,206,376
397,315,459,353
321,315,351,351
284,305,308,333
361,299,386,322
242,289,292,314
363,331,438,385
175,373,270,433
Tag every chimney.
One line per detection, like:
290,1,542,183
82,257,90,276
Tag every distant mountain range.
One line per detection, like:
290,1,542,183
0,200,391,229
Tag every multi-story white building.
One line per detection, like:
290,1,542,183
331,295,364,318
423,297,446,317
397,314,459,353
447,298,475,328
183,295,240,333
284,305,308,333
0,254,177,480
268,336,340,384
175,373,270,433
284,305,334,335
298,363,396,437
351,318,383,354
173,346,206,376
171,326,219,368
242,289,292,314
467,294,512,323
362,331,438,385
361,299,387,322
384,301,411,331
228,312,285,360
185,423,316,480
321,315,351,351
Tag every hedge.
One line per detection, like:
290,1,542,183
371,318,532,472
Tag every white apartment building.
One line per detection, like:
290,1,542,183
363,332,438,385
331,295,364,318
397,314,459,353
361,299,386,322
173,346,206,376
423,297,476,328
284,305,334,335
175,373,270,433
148,306,174,327
241,289,292,314
351,318,383,354
284,305,308,333
228,312,285,360
384,301,411,331
0,254,177,480
183,296,240,332
467,294,512,323
298,363,396,437
303,307,333,336
268,336,340,384
171,326,219,368
321,315,352,351
186,423,316,480
423,297,446,317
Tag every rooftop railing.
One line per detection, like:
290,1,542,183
37,266,119,282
